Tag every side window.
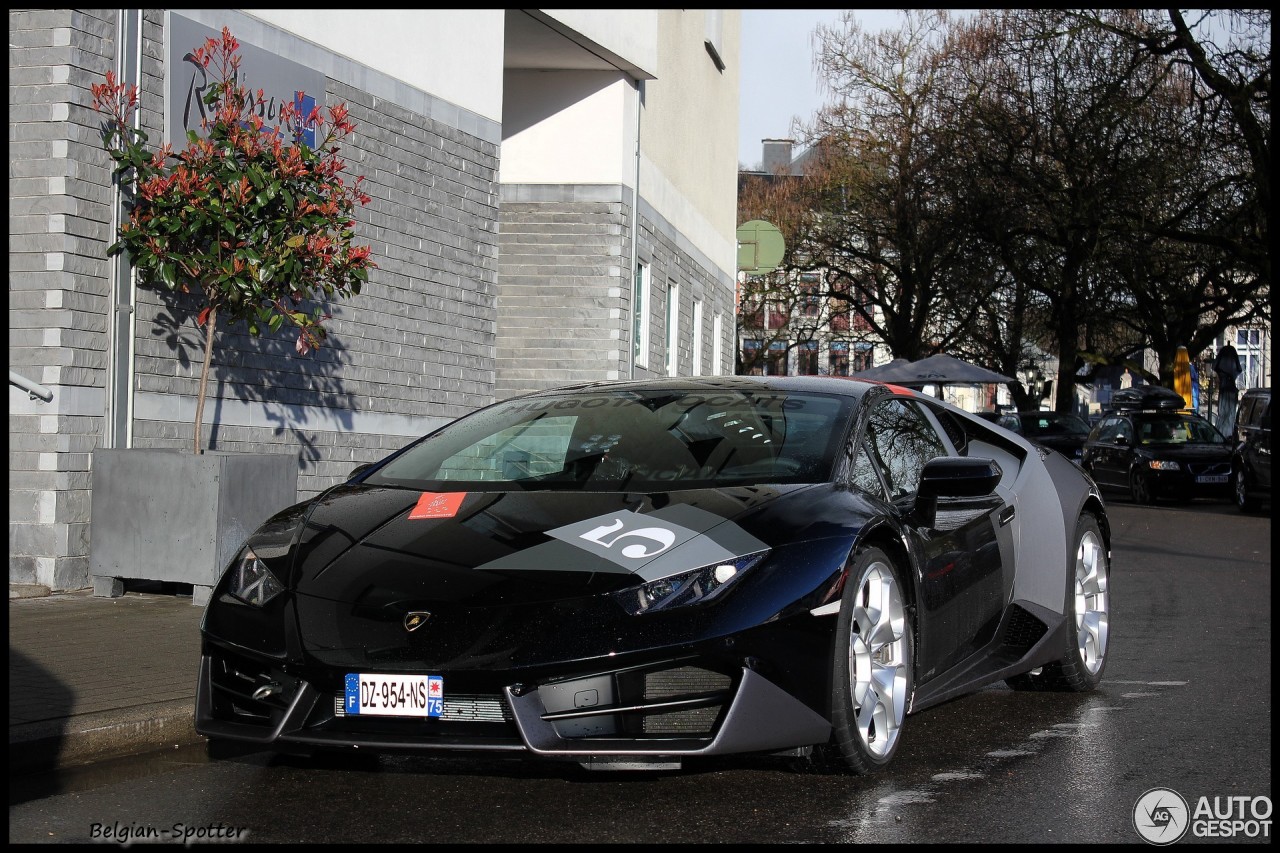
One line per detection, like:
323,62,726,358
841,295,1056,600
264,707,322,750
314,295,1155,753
1241,396,1258,429
1094,416,1125,443
925,405,968,455
863,398,948,501
850,437,886,499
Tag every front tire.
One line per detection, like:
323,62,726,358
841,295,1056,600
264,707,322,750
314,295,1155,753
1129,468,1155,505
830,546,913,774
1234,464,1260,513
1006,514,1109,692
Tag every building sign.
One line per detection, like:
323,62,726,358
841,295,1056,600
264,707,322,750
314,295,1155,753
167,14,326,149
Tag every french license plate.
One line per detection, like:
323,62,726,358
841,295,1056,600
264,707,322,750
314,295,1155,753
1196,475,1228,484
344,673,443,717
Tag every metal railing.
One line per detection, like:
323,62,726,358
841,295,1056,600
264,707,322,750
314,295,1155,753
9,370,53,402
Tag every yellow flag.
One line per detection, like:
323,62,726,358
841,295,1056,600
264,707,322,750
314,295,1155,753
1173,346,1192,410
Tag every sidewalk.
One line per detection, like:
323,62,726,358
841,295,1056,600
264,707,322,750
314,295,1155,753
8,585,207,775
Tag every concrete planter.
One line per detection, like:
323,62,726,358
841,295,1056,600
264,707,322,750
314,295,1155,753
89,449,298,605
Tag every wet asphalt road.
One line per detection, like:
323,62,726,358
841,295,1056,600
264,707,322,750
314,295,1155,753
8,500,1271,844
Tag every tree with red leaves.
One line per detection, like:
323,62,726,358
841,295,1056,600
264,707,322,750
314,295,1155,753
92,27,375,453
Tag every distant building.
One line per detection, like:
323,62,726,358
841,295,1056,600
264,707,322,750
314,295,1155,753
736,139,889,381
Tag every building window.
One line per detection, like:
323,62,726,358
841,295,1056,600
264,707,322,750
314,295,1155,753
767,340,788,376
742,339,763,376
853,343,874,373
829,341,849,376
633,262,650,369
704,10,726,71
766,296,789,329
691,298,704,376
798,341,819,375
1237,328,1266,389
666,280,680,377
713,313,723,375
799,273,821,318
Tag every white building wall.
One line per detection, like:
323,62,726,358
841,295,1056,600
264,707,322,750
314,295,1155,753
243,9,505,121
500,72,633,184
541,9,659,77
642,10,740,278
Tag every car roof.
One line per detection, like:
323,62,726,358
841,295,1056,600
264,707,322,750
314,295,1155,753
1125,410,1207,422
516,374,892,404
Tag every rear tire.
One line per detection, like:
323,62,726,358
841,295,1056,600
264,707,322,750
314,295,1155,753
830,546,913,774
1006,514,1109,692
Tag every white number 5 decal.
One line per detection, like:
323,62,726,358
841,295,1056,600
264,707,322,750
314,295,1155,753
579,517,677,559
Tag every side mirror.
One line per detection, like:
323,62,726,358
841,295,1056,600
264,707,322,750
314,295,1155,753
349,462,373,480
915,456,1002,528
917,456,1003,499
1115,434,1130,446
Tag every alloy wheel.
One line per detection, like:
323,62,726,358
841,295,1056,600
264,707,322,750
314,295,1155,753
1073,528,1109,675
848,560,909,758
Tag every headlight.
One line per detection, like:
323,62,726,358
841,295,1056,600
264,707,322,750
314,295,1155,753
1146,459,1180,471
613,551,768,615
227,547,284,607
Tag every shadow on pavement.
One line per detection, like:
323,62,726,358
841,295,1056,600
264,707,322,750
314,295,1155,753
9,647,74,804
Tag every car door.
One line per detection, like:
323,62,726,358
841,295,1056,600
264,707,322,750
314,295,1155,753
1247,396,1271,492
1085,415,1132,491
858,397,1007,684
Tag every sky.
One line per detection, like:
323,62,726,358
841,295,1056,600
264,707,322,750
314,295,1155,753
737,9,907,168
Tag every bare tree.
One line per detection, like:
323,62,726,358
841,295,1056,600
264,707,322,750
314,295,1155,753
944,9,1188,412
793,9,996,362
1084,9,1270,290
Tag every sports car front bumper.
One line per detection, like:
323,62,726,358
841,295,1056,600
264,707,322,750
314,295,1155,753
194,645,833,764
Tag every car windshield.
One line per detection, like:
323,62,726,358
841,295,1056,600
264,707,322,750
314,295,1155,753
1137,414,1227,446
365,388,856,491
1018,413,1090,437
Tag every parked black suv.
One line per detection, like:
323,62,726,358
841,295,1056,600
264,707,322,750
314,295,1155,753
1233,387,1271,512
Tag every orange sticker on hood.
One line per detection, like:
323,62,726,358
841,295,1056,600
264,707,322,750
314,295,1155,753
409,492,467,519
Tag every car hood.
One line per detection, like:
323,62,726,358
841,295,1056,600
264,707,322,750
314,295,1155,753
284,483,850,606
1138,443,1232,462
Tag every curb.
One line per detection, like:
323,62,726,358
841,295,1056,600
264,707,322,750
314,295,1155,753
9,699,204,774
9,583,52,600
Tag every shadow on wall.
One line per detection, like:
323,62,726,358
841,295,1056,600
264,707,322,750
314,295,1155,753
145,287,357,469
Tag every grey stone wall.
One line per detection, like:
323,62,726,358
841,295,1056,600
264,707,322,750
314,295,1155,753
633,195,737,382
496,184,736,400
9,9,501,589
495,185,630,399
10,8,117,590
127,68,502,493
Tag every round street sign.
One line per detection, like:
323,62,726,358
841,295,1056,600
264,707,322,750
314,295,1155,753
736,219,785,273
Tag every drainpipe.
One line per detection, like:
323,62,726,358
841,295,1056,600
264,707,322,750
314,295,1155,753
629,80,642,380
105,8,142,448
